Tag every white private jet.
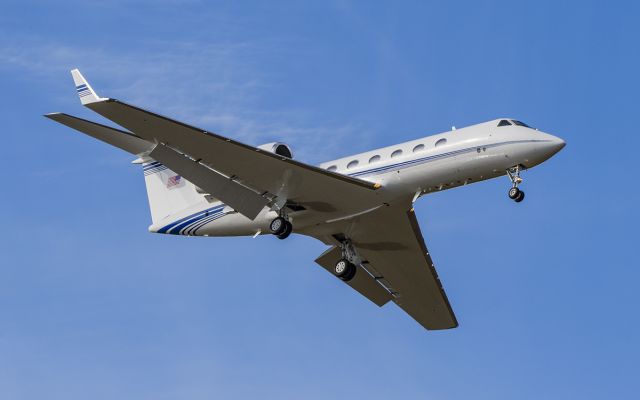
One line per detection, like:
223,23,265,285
46,69,565,330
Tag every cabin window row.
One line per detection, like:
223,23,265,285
326,138,448,171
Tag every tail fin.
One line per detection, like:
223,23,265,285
142,161,208,224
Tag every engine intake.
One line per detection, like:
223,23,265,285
258,142,293,159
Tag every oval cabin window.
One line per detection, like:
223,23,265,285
347,160,359,169
369,155,381,163
391,149,403,158
413,144,425,153
327,165,337,172
435,138,447,147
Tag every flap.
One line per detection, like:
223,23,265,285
148,144,269,220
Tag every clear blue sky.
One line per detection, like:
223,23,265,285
1,1,638,399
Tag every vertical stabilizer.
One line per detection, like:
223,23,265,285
142,161,208,224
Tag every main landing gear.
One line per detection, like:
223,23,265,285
269,216,293,240
334,259,356,281
506,165,525,203
332,239,358,282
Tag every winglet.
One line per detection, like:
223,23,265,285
71,69,107,105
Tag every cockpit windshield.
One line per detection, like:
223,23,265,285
511,120,531,128
497,119,512,127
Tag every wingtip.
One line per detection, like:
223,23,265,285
43,112,63,119
45,113,72,124
70,68,107,105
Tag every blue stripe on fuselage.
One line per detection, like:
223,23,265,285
157,205,226,234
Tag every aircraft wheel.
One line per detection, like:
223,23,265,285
277,221,293,240
514,190,525,203
508,187,521,199
334,259,356,282
269,217,287,235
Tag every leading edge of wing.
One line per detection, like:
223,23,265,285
88,98,381,191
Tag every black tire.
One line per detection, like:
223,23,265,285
508,187,520,199
277,221,293,240
334,259,356,282
515,190,525,203
269,217,287,235
343,264,357,281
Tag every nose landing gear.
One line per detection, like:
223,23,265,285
508,186,525,202
506,165,526,203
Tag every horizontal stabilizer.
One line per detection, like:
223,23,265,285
45,113,153,156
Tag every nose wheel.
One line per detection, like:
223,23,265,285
270,216,293,239
508,187,525,202
506,165,526,203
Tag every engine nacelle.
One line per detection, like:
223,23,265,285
257,142,293,159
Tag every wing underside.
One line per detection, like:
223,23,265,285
306,204,458,330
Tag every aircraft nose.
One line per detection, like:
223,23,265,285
537,133,566,162
518,131,566,167
550,135,566,153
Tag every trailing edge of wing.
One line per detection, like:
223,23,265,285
148,144,269,220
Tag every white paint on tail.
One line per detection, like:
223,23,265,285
142,161,208,224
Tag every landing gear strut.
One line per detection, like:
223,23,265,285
506,165,526,203
269,216,293,239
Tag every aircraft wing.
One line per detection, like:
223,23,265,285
44,113,272,219
44,112,153,156
86,98,381,216
63,69,383,221
306,204,458,330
